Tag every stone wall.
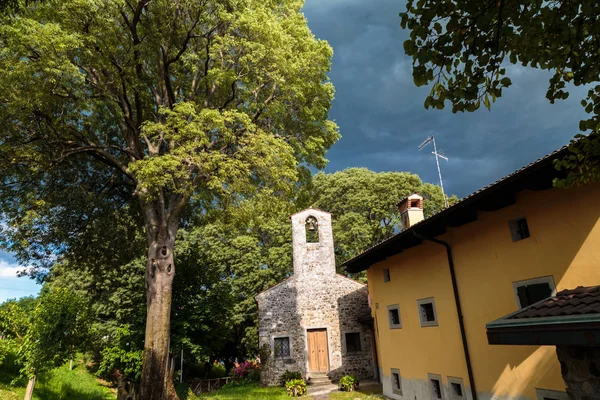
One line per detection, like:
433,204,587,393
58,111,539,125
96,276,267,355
256,208,374,386
557,345,600,400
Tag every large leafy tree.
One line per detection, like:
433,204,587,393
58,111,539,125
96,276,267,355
0,0,338,397
399,0,600,185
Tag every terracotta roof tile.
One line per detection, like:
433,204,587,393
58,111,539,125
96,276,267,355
509,286,600,320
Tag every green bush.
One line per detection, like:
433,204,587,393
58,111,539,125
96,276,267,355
285,379,307,397
209,361,227,378
279,370,302,387
338,375,360,392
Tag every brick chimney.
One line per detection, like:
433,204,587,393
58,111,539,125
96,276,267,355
399,193,424,229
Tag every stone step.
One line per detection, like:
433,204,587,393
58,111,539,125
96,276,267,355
309,380,335,387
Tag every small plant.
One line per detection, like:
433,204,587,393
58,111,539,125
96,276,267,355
338,375,360,392
286,379,307,397
279,370,303,386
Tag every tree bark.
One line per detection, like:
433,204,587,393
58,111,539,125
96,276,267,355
139,199,179,400
24,375,36,400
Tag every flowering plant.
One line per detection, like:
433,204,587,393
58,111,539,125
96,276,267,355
231,360,260,382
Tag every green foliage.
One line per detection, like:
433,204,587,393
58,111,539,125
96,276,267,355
96,325,143,382
279,371,302,387
0,297,36,377
20,287,91,378
399,0,600,184
209,362,227,379
339,375,360,392
284,379,306,397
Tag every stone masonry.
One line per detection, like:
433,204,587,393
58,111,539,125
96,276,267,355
557,345,600,399
256,208,374,386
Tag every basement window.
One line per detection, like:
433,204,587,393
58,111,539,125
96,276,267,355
344,332,361,353
428,373,444,400
390,368,402,395
535,388,570,400
417,298,439,327
448,377,465,400
509,217,530,241
512,276,556,309
274,336,291,359
387,304,401,329
383,268,390,282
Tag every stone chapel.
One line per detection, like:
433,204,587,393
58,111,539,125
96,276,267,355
256,208,375,386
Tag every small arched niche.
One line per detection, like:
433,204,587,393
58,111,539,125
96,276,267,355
305,216,319,243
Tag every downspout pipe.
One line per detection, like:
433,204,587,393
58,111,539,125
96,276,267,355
412,231,478,400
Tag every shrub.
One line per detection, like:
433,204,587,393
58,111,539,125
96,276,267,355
209,361,227,378
279,370,302,387
231,360,260,383
285,379,307,397
339,375,360,392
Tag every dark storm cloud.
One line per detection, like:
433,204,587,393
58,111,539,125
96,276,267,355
303,0,587,197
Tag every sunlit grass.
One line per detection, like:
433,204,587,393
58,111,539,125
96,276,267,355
193,383,298,399
0,361,115,400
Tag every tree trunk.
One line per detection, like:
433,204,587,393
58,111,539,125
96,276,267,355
69,359,73,370
24,375,36,400
139,199,180,400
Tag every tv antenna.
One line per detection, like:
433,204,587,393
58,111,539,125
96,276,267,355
418,135,449,208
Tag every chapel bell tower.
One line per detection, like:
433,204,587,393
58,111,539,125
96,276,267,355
290,208,336,280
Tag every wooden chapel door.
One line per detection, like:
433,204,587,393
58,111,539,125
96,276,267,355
307,329,329,372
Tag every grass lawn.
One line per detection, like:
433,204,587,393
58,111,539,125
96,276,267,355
328,388,385,399
191,383,292,400
188,383,384,400
0,361,115,400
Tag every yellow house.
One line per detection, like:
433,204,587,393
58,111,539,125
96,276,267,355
343,145,600,400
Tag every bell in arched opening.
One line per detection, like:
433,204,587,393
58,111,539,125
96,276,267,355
305,216,319,243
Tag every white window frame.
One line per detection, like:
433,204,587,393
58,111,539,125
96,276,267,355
535,388,569,400
387,304,402,329
512,276,556,310
417,297,439,327
428,373,445,400
272,334,292,360
342,331,362,354
390,368,402,395
447,377,465,400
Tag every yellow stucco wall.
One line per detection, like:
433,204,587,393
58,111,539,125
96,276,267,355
367,183,600,399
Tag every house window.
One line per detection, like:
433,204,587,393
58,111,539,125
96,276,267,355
305,216,319,243
390,368,402,395
535,388,569,400
428,373,444,400
344,332,361,353
387,304,401,329
448,377,465,400
512,276,556,309
274,336,291,359
383,268,390,282
417,298,439,327
509,217,530,241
